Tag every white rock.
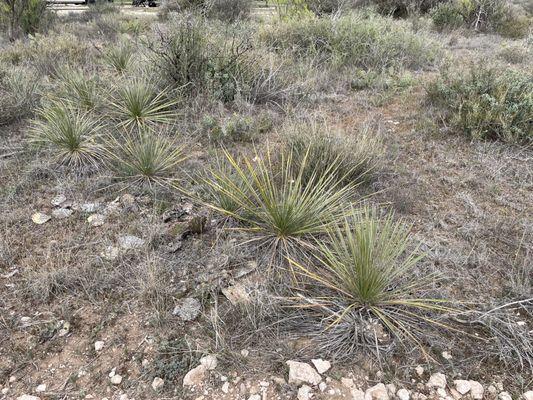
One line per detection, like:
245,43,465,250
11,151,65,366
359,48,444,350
183,364,207,387
173,297,202,321
35,384,46,392
52,208,73,219
9,376,17,382
1,388,9,395
101,246,119,260
469,381,484,400
436,388,448,398
386,384,396,396
498,392,512,400
87,213,105,227
311,359,331,374
152,377,164,391
32,212,51,224
427,373,447,389
51,194,66,206
352,389,365,400
442,351,452,360
200,355,217,370
241,349,249,357
341,377,355,388
81,203,100,213
118,235,145,250
523,391,533,400
298,385,313,400
415,366,424,376
248,395,261,400
94,341,105,351
110,374,122,385
221,381,230,393
222,283,250,305
365,383,389,400
397,388,411,400
286,360,322,386
454,380,471,395
319,382,327,392
16,396,40,400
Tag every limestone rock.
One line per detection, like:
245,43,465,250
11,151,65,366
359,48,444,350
32,212,50,224
16,396,40,400
427,373,447,389
454,380,471,395
118,235,145,250
523,391,533,400
498,392,512,400
52,208,73,219
298,385,313,400
469,381,484,400
397,388,411,400
183,364,207,387
200,354,217,370
311,359,331,374
110,374,122,385
352,389,365,400
94,341,105,352
173,297,201,321
152,377,164,391
365,383,389,400
286,360,322,386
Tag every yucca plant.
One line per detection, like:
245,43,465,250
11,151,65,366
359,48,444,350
104,43,133,73
289,207,454,356
29,102,104,167
109,79,178,131
199,147,356,258
107,130,188,188
56,67,100,110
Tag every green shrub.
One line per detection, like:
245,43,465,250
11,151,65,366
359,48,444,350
497,45,530,65
284,121,384,186
426,65,533,144
373,0,444,16
109,79,179,131
199,147,356,258
29,102,104,167
261,11,438,71
206,0,251,22
289,207,452,353
106,130,188,188
0,0,51,39
0,65,41,125
430,1,464,30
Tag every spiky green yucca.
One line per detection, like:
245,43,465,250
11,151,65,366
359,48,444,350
104,43,133,73
290,207,453,346
200,147,356,256
109,80,178,131
108,131,188,188
29,102,103,167
57,67,99,110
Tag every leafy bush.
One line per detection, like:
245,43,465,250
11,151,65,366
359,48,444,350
303,0,353,15
284,121,384,186
29,102,104,167
206,0,251,22
289,207,452,355
109,79,178,131
373,0,444,16
426,65,533,144
430,1,464,30
0,65,41,126
106,131,188,188
0,0,51,39
261,11,438,70
199,147,355,258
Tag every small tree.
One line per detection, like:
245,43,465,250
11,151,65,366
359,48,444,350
0,0,48,40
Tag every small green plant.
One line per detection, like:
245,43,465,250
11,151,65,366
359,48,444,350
199,147,355,258
56,67,100,110
107,130,188,188
109,79,178,131
289,207,453,352
284,121,384,186
29,102,104,167
427,65,533,144
104,42,133,73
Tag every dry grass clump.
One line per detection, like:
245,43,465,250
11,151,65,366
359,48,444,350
284,121,384,186
0,65,41,126
199,147,356,258
55,67,101,110
288,207,453,357
106,130,188,188
28,102,105,168
261,10,439,71
427,64,533,144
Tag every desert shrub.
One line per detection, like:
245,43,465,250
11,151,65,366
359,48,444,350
260,11,438,70
206,0,251,22
497,44,530,65
29,102,104,167
303,0,353,15
426,65,533,144
284,121,384,186
108,79,179,131
430,0,531,37
199,147,355,258
55,67,100,110
202,113,272,142
0,64,40,125
272,0,314,19
106,130,188,188
104,42,134,73
373,0,445,16
0,0,51,39
289,207,452,357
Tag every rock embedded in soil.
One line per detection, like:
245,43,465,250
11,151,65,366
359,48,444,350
365,383,389,400
118,235,145,250
51,194,67,206
397,388,411,400
222,283,250,305
173,297,201,321
200,354,217,370
469,381,484,400
454,380,471,395
498,392,512,400
183,364,207,387
52,208,73,219
352,388,365,400
524,391,533,400
110,374,123,385
16,396,41,400
297,384,313,400
32,212,51,224
152,377,164,391
427,373,446,389
286,360,322,386
311,359,331,374
94,341,105,352
35,384,46,392
87,213,105,227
